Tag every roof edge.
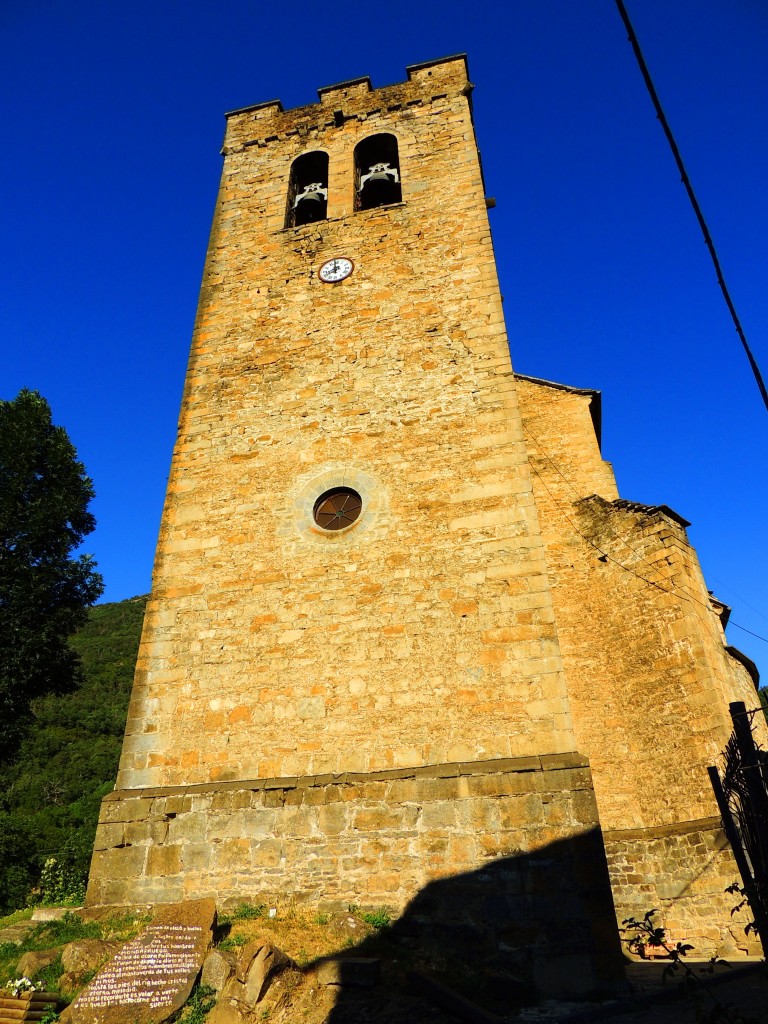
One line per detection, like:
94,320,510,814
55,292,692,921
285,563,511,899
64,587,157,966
516,373,603,450
225,55,470,121
514,373,600,398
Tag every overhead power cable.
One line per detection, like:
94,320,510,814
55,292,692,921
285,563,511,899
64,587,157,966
614,0,768,412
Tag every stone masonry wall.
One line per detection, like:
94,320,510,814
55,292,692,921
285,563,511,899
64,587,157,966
88,755,623,997
116,57,575,791
516,375,766,954
516,376,764,829
604,819,760,957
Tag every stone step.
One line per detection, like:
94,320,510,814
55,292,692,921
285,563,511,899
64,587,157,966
0,1011,49,1022
31,907,82,923
0,994,59,1024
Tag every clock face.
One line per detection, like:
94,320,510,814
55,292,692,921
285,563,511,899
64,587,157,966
318,257,354,283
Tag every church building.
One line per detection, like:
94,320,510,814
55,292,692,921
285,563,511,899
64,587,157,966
86,55,763,995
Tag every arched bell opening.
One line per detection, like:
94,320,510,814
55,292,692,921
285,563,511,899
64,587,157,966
354,133,402,211
285,151,329,227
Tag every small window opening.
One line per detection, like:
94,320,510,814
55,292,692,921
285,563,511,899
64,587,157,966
313,487,362,531
286,151,329,227
355,134,401,211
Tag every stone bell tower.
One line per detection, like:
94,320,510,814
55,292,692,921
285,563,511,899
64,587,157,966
87,55,630,995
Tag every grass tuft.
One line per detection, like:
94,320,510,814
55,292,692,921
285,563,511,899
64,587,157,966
177,984,216,1024
230,903,265,921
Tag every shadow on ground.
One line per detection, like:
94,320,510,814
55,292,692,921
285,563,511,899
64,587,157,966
317,829,625,1021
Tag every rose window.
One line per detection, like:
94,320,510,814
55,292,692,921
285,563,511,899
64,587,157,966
313,488,363,531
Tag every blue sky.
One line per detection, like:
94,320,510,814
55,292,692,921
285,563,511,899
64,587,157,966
2,1,767,672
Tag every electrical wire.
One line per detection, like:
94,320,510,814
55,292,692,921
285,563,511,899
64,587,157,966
523,425,694,591
614,0,768,413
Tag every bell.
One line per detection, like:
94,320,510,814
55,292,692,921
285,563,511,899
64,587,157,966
293,182,328,224
359,162,401,208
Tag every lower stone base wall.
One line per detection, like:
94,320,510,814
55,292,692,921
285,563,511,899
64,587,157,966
87,753,624,997
604,818,760,957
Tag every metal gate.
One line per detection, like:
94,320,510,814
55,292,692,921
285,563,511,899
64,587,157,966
708,700,768,950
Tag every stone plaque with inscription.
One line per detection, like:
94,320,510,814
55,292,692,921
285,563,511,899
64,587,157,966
63,899,216,1024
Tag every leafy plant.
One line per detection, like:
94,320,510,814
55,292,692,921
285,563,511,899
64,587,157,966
217,935,247,951
0,817,38,914
725,880,760,939
621,910,758,1024
361,908,391,930
31,955,63,994
177,984,216,1024
37,859,86,907
31,912,101,947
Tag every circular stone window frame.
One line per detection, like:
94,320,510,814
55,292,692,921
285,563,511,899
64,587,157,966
288,465,389,546
313,486,363,531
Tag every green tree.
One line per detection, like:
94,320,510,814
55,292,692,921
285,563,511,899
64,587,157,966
0,813,37,911
0,389,103,761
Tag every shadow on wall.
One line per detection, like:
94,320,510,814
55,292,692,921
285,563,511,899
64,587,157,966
319,828,626,1021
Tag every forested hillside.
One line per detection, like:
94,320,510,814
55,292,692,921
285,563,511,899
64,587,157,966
0,595,146,912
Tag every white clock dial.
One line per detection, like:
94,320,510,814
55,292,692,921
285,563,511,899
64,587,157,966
319,257,354,283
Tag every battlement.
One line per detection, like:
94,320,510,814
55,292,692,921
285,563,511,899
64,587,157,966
223,54,471,153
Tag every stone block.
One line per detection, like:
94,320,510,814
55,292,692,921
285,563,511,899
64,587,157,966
420,802,457,828
101,797,153,824
92,822,125,851
147,844,182,876
201,950,236,992
241,942,294,1003
16,948,60,979
316,957,381,988
61,939,121,979
65,899,215,1024
318,803,347,836
250,839,282,867
352,807,405,831
123,820,151,845
213,839,251,871
168,812,209,844
99,844,147,880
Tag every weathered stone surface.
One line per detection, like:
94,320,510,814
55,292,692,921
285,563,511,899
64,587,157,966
0,922,36,946
16,948,60,978
326,914,366,940
31,907,79,922
316,957,381,988
61,940,121,980
241,942,294,1004
63,899,215,1024
205,998,244,1024
98,54,573,806
200,950,236,993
